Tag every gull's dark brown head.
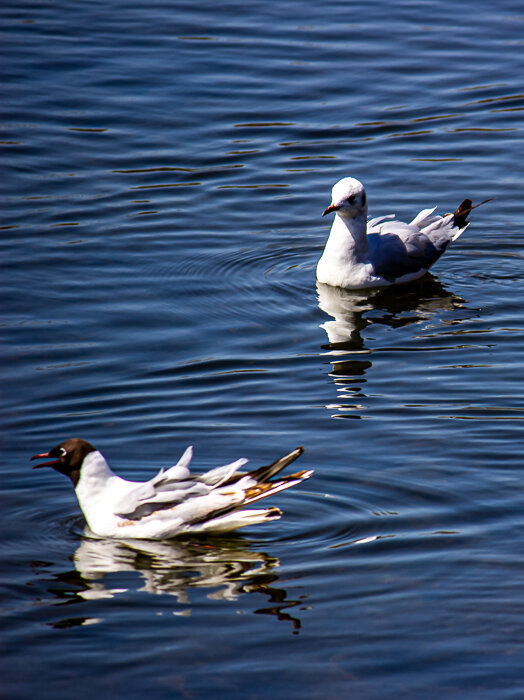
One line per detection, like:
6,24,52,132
31,438,96,487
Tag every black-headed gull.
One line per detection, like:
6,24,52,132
32,439,313,539
318,177,491,289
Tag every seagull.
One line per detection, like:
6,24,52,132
317,177,492,289
31,438,313,539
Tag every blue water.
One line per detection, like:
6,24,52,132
2,0,524,697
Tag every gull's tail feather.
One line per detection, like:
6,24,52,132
233,446,305,486
192,469,314,534
187,448,312,532
192,506,283,534
242,469,314,506
452,197,494,230
452,198,473,230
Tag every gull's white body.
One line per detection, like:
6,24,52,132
76,448,270,539
317,177,470,289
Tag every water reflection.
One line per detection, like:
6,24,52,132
36,532,305,631
317,278,465,417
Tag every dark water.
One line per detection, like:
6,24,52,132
2,0,524,697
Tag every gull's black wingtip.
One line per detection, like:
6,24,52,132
453,198,473,229
453,197,494,229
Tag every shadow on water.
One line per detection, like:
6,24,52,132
31,532,305,632
317,276,467,416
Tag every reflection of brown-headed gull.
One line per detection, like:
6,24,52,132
318,177,491,289
73,536,281,602
32,439,313,539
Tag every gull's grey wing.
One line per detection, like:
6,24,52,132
369,217,454,282
115,477,210,520
198,458,248,486
114,449,248,520
113,446,202,519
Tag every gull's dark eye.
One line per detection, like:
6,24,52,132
347,195,356,204
60,447,68,457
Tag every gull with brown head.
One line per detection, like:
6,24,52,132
32,438,313,539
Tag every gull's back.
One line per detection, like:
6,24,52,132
367,209,462,282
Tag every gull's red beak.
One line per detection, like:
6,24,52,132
322,204,339,217
31,452,59,469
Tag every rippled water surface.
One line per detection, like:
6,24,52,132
2,0,524,697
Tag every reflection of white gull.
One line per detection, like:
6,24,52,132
317,280,462,417
317,278,460,348
318,177,490,289
32,439,313,539
317,282,372,348
73,534,281,603
317,283,373,416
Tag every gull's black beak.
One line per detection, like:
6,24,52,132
31,452,59,469
322,204,339,217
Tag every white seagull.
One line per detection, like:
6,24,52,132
317,177,491,289
32,438,313,539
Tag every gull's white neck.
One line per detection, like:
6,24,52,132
327,211,369,259
76,451,115,506
74,450,125,536
317,210,372,287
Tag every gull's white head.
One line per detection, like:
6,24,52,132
323,177,367,220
